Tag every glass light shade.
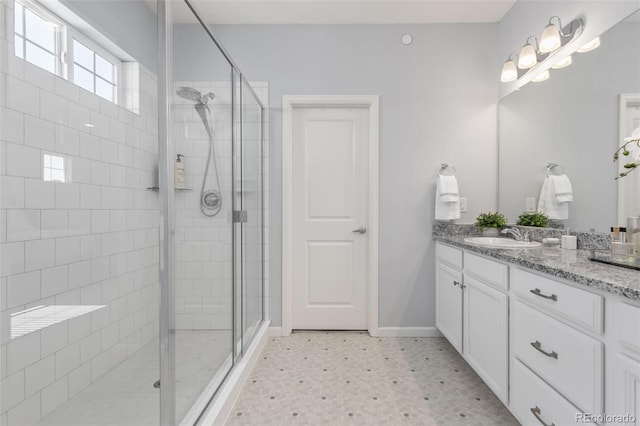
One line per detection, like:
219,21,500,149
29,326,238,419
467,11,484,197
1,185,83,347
577,37,600,53
539,24,561,53
551,55,572,69
518,43,537,69
531,70,550,82
500,59,518,82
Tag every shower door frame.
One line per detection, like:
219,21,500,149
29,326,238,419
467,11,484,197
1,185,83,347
158,1,267,424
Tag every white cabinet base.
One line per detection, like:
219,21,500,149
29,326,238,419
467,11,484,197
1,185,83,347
436,261,463,353
463,275,508,404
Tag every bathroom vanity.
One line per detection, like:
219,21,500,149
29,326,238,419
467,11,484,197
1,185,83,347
434,231,640,426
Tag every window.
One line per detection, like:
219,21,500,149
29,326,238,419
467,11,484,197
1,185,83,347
13,0,121,104
72,39,117,102
14,0,63,75
43,154,66,182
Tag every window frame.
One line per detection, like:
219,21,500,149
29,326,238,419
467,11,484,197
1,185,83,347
14,0,66,77
13,0,123,104
42,153,68,183
67,29,122,103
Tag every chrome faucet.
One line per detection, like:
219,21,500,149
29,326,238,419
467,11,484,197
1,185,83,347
501,227,530,242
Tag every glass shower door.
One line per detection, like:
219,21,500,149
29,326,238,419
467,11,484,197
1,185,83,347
168,1,235,423
159,1,266,423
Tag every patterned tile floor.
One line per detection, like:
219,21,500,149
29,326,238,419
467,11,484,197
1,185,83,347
226,332,519,426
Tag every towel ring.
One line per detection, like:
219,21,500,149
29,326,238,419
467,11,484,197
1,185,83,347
439,163,456,176
546,163,566,176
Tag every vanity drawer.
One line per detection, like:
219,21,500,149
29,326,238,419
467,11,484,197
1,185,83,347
464,252,508,291
511,267,603,333
436,242,462,270
616,302,640,355
511,359,582,426
512,300,603,413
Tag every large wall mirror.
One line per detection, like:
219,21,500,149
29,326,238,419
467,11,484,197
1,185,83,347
498,9,640,233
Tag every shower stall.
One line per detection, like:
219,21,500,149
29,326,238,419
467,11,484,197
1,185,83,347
0,0,266,424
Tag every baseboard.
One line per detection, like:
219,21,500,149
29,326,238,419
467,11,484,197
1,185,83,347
198,320,270,426
376,327,442,337
268,326,282,337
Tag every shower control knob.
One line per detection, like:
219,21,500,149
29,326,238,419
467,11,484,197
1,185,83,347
352,227,367,234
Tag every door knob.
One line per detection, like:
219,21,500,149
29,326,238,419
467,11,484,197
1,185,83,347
352,227,367,234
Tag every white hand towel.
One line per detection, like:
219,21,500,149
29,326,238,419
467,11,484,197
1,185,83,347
438,175,459,203
435,175,461,221
537,176,568,220
549,174,573,203
537,176,548,214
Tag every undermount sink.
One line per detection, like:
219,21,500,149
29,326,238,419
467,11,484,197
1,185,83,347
463,237,542,249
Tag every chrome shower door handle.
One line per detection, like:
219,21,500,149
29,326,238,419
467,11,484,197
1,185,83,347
352,227,367,234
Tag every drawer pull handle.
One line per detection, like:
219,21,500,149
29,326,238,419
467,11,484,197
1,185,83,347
530,288,558,301
530,340,558,359
530,406,555,426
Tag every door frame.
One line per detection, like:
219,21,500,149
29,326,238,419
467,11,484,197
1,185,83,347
282,95,380,337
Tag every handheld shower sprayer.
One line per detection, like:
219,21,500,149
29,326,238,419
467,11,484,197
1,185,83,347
176,86,222,217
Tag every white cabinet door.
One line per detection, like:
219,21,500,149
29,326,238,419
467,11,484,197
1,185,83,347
436,261,463,353
464,275,508,403
614,353,640,426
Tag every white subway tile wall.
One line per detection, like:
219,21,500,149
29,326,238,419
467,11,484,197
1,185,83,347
173,81,268,334
0,0,160,424
174,81,233,332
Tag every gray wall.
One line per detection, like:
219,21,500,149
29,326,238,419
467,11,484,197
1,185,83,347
61,0,158,72
175,24,499,328
498,19,640,232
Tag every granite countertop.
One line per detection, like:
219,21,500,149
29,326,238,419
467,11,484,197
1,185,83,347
434,234,640,300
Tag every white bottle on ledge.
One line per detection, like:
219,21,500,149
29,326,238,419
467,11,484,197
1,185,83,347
175,154,185,189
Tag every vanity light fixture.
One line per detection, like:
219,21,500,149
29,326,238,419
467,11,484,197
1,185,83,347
500,16,584,84
576,36,600,53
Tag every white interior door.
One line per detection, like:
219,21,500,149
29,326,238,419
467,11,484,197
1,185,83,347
291,106,369,330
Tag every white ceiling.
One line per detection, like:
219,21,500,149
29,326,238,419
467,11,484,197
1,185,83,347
146,0,517,24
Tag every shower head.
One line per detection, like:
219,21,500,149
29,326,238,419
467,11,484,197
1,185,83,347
176,87,202,102
176,87,215,105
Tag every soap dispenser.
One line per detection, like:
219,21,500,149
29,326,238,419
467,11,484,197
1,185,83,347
175,154,185,189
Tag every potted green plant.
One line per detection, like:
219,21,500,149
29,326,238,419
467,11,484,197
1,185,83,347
475,212,508,236
516,212,549,228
